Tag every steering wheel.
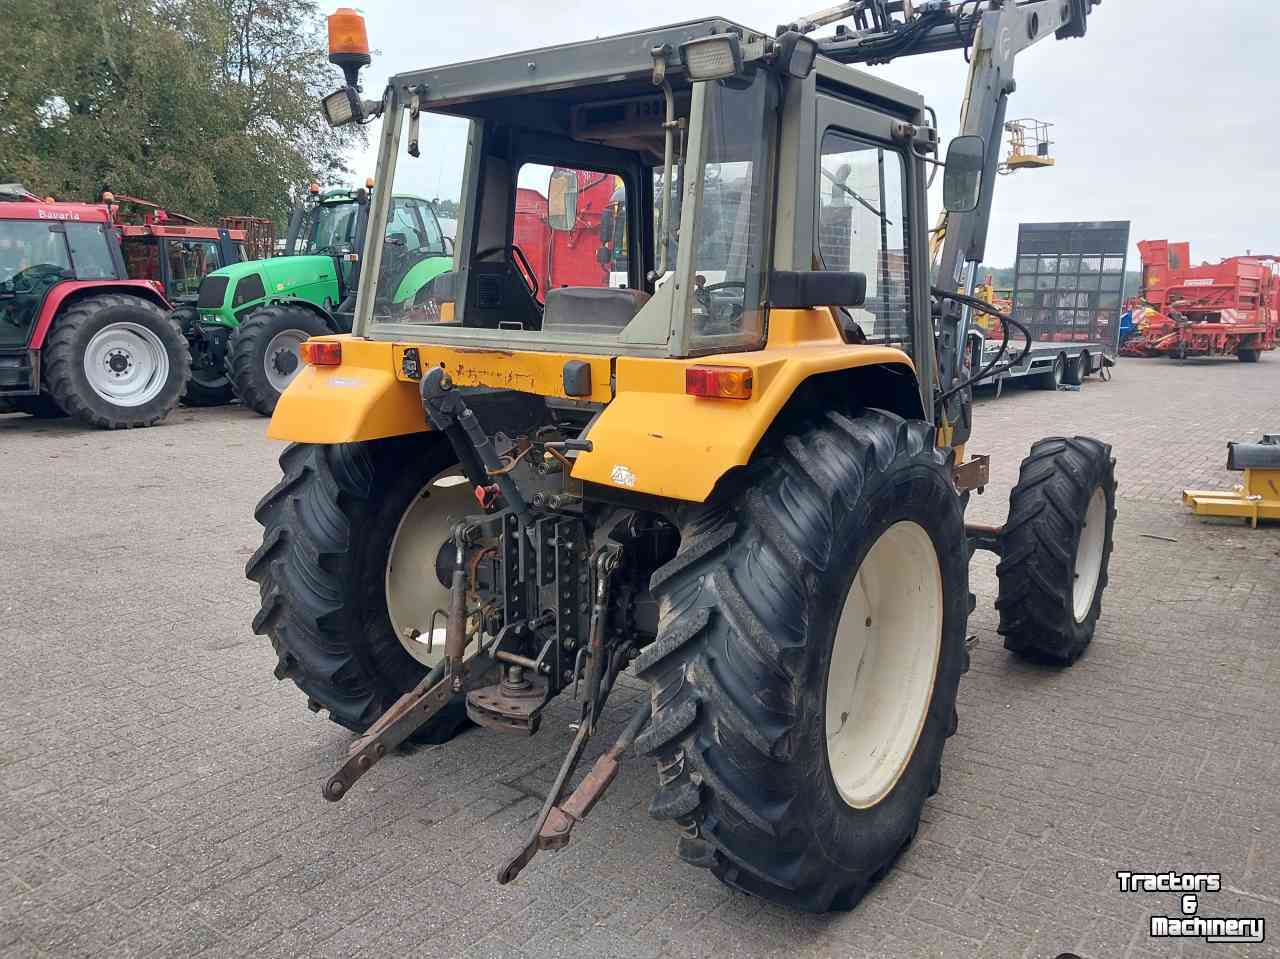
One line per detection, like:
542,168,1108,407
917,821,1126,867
475,244,539,300
0,263,69,295
695,280,747,331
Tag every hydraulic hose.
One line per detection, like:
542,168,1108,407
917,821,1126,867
932,286,1033,407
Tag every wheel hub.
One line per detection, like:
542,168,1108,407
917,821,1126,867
826,521,943,810
82,321,170,407
273,349,299,376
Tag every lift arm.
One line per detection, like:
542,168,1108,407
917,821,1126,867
792,0,1099,437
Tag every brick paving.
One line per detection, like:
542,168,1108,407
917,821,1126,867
1,356,1278,959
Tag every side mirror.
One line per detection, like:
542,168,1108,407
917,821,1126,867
770,270,866,309
943,135,985,213
442,236,455,256
547,170,579,232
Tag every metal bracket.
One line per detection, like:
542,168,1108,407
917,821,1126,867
954,454,991,493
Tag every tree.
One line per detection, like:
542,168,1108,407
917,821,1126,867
0,0,359,228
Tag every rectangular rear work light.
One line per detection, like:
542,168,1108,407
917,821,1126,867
680,34,743,81
321,87,361,127
685,365,753,399
301,341,342,367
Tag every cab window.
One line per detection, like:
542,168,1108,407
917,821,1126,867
817,130,912,354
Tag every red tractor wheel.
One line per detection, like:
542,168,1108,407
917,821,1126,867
43,294,191,429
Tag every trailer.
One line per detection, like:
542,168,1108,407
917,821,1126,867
971,221,1129,394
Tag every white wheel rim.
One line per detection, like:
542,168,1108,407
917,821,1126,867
386,470,477,667
263,330,309,393
82,322,170,407
826,521,944,810
1073,488,1107,622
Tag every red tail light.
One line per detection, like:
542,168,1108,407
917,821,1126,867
685,365,753,400
301,341,342,367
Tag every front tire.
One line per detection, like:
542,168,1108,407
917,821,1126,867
1238,348,1260,363
43,294,190,429
996,437,1117,665
247,436,474,742
226,304,331,416
635,409,968,913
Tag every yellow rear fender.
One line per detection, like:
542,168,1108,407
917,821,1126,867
572,310,923,502
268,337,427,444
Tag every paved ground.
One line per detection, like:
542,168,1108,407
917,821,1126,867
2,357,1278,959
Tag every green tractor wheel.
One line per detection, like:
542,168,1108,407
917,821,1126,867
226,304,332,417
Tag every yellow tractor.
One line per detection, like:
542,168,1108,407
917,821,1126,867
249,1,1112,912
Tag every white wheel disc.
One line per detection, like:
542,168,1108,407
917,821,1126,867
825,521,944,810
386,470,477,667
1073,487,1107,622
263,329,309,393
82,322,170,407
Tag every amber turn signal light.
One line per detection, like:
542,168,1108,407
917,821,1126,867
327,8,370,58
301,341,342,367
685,365,753,399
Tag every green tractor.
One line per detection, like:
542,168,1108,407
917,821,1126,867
195,185,453,414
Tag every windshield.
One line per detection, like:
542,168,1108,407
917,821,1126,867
299,201,359,255
0,221,74,348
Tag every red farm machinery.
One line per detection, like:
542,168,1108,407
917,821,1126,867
1122,240,1279,362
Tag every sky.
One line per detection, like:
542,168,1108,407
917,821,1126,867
340,0,1280,267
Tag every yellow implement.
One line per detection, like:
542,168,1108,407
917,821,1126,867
1183,436,1280,528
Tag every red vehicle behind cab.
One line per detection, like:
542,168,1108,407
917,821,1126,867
0,186,190,428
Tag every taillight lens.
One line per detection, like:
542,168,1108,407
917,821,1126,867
301,341,342,367
685,365,753,399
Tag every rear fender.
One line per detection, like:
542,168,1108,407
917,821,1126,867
30,280,170,349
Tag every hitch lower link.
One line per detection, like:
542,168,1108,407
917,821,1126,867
321,368,650,885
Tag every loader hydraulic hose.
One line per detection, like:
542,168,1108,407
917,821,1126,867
932,286,1033,407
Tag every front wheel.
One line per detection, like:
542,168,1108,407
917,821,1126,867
43,294,190,429
996,437,1117,664
247,436,475,742
1238,348,1260,363
636,409,968,912
226,304,331,416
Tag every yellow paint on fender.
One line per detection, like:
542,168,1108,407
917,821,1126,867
267,337,427,443
571,309,915,501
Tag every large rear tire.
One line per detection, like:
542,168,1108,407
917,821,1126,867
226,304,331,417
43,294,190,429
996,436,1117,665
635,409,968,913
247,435,475,742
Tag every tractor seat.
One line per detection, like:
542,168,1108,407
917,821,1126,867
541,286,650,338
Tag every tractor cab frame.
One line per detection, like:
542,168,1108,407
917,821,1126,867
352,19,939,408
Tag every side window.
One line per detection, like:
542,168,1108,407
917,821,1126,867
0,223,73,348
817,130,912,353
167,240,224,297
66,223,118,280
408,199,445,253
122,237,162,283
388,199,423,250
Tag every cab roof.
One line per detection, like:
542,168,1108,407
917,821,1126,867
394,17,766,110
0,200,112,224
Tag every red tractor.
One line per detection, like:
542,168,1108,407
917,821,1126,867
0,185,190,428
